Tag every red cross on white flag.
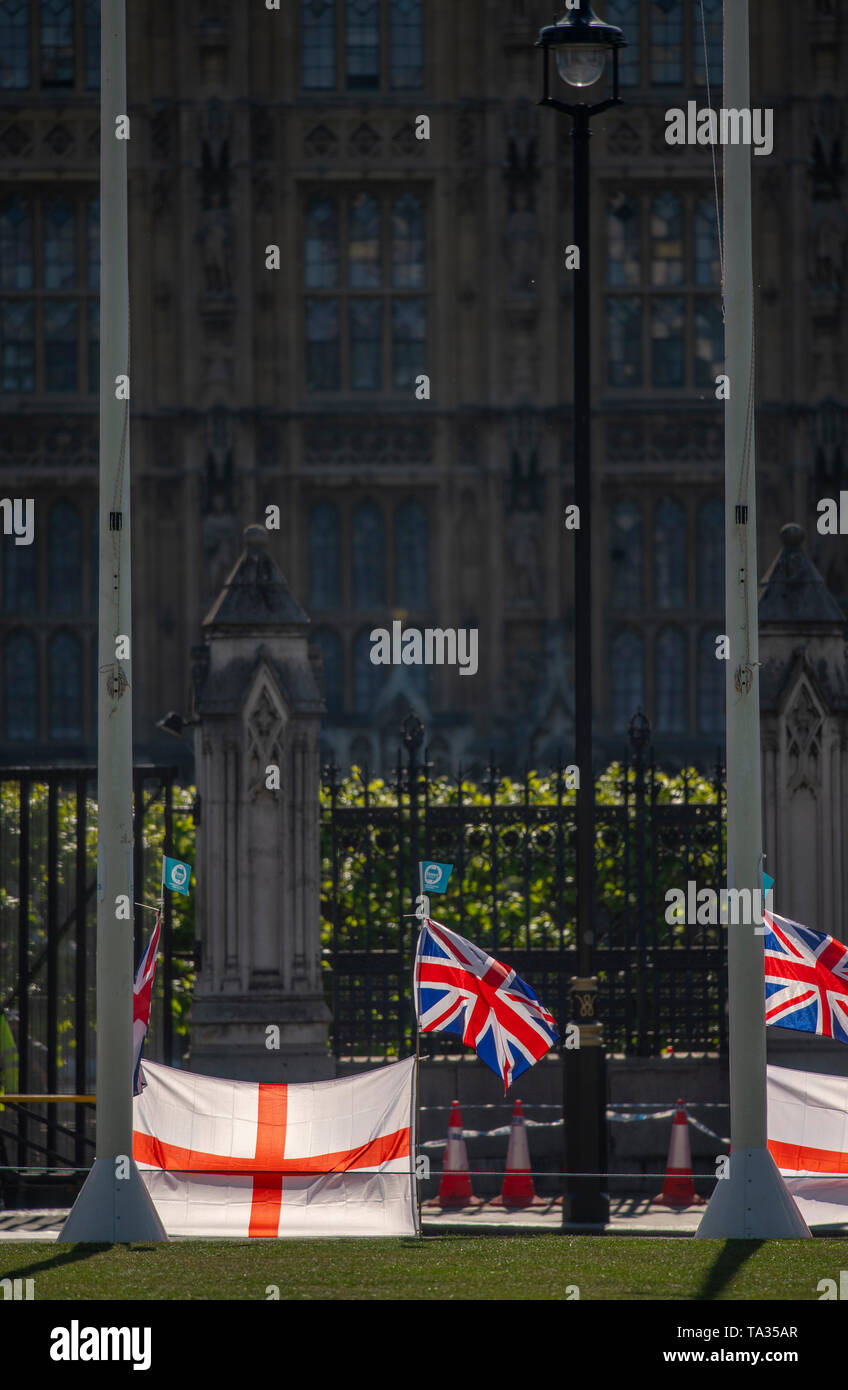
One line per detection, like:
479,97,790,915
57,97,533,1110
133,1057,417,1237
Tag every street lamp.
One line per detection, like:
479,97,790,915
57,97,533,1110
536,2,626,1227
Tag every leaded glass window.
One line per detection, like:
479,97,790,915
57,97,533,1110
697,627,724,734
607,0,639,86
3,536,37,613
0,196,33,288
651,192,683,287
395,500,428,608
654,497,687,608
655,627,687,733
0,0,30,89
40,0,74,87
693,0,722,89
346,0,379,90
390,0,422,89
1,300,34,391
352,501,385,609
4,631,37,740
608,297,642,387
392,194,425,289
651,297,684,387
48,499,81,612
650,0,682,84
302,0,335,89
353,626,384,712
697,499,723,608
611,630,644,733
609,500,643,607
48,628,82,738
607,194,640,288
307,501,341,611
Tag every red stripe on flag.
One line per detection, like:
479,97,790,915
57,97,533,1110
768,1138,848,1175
249,1083,288,1238
133,1124,411,1176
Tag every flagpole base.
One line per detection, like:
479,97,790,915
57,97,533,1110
695,1147,812,1239
58,1156,167,1243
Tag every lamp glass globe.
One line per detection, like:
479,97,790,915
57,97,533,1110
555,45,606,88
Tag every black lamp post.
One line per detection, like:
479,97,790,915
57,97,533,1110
536,2,626,1226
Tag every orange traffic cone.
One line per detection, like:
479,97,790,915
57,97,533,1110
489,1099,548,1207
651,1098,706,1208
425,1100,484,1208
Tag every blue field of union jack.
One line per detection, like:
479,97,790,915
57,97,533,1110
763,910,848,1043
414,918,558,1091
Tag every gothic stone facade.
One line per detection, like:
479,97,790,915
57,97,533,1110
0,0,845,773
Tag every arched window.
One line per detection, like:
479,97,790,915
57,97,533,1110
4,531,36,612
84,0,100,90
48,628,81,739
606,0,639,86
695,199,720,287
346,0,379,91
395,500,428,608
44,196,75,288
304,194,339,289
4,631,37,740
302,0,336,90
697,498,723,608
0,0,30,90
651,192,683,286
48,499,81,612
650,0,682,85
655,627,687,734
390,0,423,89
609,500,643,608
610,630,644,734
0,194,33,287
348,192,380,288
307,501,340,611
607,193,640,287
697,628,724,735
695,300,723,387
392,193,425,289
40,0,74,88
651,297,684,387
693,0,722,89
353,626,385,712
654,497,686,607
311,628,343,716
352,500,385,609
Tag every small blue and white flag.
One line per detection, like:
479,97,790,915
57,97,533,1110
162,856,192,896
420,861,453,894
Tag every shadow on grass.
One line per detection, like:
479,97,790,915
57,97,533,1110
4,1243,113,1281
696,1240,764,1300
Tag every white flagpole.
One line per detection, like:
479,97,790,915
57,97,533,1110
696,0,808,1238
60,0,165,1241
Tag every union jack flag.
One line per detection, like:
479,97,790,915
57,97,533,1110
763,910,848,1043
414,918,558,1091
133,908,162,1096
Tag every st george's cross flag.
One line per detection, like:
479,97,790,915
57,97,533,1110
763,910,848,1043
414,918,558,1091
768,1064,848,1229
133,1057,417,1237
132,909,161,1097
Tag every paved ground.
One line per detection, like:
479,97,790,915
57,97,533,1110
0,1198,707,1240
4,1196,845,1239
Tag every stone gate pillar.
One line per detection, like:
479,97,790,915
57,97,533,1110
188,524,333,1080
759,522,848,939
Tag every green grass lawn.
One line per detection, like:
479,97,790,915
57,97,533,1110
1,1234,845,1300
